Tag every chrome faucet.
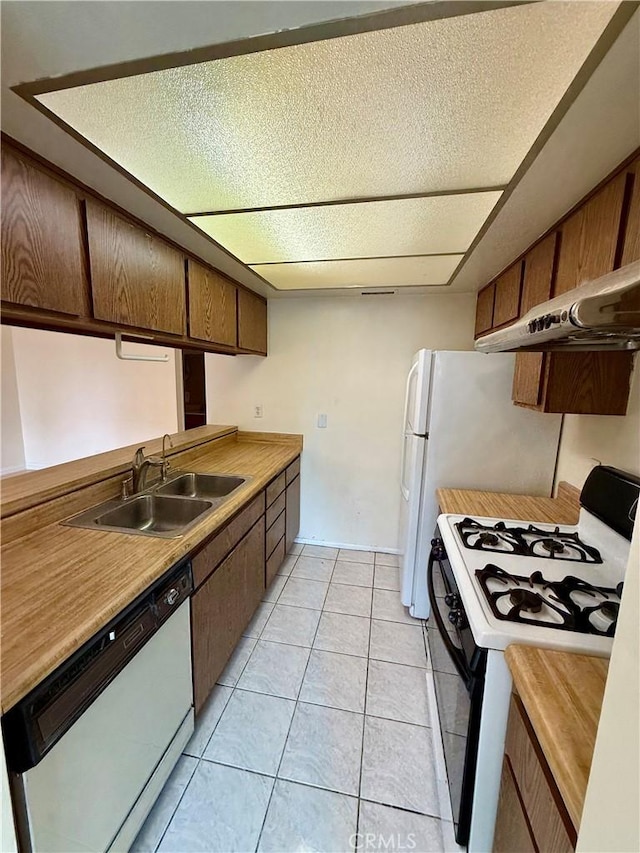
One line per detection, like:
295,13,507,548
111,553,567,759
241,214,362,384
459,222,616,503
131,446,164,494
161,433,174,481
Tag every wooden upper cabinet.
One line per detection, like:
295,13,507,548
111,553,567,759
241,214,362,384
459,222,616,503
238,288,268,354
554,172,626,296
86,201,186,335
1,148,89,316
475,282,495,337
493,262,522,327
513,234,558,407
188,260,237,347
621,157,640,265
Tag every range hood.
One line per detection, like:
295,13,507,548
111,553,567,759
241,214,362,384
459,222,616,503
475,260,640,353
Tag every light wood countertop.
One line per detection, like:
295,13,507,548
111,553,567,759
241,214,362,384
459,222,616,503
505,644,608,831
436,482,580,525
0,432,301,713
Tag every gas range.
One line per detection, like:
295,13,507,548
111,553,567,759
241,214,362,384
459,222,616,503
437,508,630,655
427,466,639,852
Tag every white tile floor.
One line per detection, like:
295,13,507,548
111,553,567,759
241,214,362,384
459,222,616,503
132,546,452,853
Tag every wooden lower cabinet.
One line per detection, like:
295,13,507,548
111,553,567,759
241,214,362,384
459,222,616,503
191,517,265,714
493,758,536,853
494,695,575,853
285,475,301,555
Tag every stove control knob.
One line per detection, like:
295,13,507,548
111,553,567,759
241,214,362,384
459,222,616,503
444,593,459,608
431,540,446,560
448,609,467,630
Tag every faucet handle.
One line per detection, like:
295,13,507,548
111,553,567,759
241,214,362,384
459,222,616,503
133,446,146,466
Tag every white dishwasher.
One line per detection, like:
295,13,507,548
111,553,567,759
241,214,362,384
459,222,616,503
3,560,194,853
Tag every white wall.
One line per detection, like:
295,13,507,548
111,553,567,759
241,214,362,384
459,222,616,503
577,520,639,852
1,327,26,475
206,294,475,550
6,327,179,469
555,355,640,489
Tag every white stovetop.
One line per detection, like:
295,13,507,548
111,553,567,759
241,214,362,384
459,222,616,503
437,511,630,657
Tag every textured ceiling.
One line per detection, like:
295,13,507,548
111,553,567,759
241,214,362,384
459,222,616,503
189,193,502,264
36,2,617,292
250,255,464,290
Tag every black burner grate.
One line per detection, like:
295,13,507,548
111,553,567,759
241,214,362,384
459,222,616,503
456,518,602,564
475,565,619,635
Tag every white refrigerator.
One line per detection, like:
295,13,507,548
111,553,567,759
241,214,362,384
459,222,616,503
400,350,562,619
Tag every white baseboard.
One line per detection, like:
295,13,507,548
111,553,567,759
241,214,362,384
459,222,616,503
0,464,28,476
295,537,399,555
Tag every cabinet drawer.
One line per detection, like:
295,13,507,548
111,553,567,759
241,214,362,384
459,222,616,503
266,471,286,507
192,492,265,588
266,536,285,587
505,696,575,852
286,458,300,485
266,510,286,559
266,491,286,529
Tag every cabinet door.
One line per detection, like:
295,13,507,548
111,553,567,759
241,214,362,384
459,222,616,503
238,288,267,353
188,259,237,346
512,234,557,406
493,263,522,328
505,696,575,852
191,518,265,714
621,157,640,265
493,759,536,853
1,148,89,316
554,173,626,295
285,476,301,555
86,201,186,334
474,282,495,337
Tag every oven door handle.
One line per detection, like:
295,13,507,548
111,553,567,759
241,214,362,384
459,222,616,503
427,548,472,684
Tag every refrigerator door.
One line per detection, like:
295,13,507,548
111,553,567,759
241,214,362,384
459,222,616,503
400,432,427,611
409,351,562,619
403,350,432,436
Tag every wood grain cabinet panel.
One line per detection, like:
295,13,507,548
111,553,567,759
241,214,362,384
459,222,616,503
474,283,495,337
512,234,557,407
621,157,640,265
493,759,536,853
1,148,89,316
86,201,186,335
555,173,626,295
503,696,575,853
188,259,237,346
238,288,268,353
285,475,301,556
191,517,265,714
266,536,285,587
493,263,522,328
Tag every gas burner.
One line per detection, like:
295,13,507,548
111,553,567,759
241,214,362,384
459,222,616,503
509,589,542,613
540,539,565,555
475,564,620,635
456,517,603,564
455,519,523,555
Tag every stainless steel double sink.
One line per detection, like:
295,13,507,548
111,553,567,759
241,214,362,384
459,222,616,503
64,472,249,538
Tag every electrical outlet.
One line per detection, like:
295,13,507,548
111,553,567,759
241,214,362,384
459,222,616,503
254,404,263,418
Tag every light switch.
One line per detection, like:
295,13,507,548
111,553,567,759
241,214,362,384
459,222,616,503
317,413,328,428
254,405,263,418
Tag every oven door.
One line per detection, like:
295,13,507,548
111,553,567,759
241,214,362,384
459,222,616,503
427,530,486,846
